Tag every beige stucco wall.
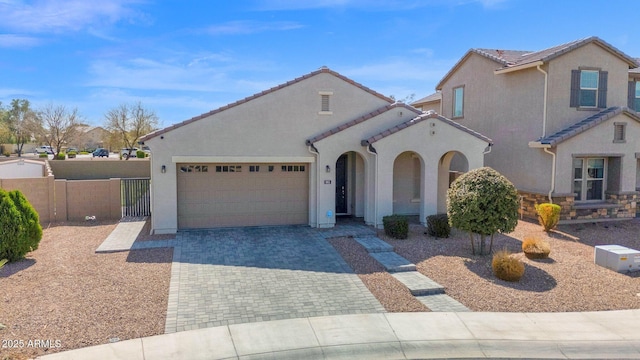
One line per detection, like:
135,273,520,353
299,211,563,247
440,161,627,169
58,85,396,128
545,42,632,135
554,113,640,195
146,70,491,232
49,160,150,180
146,72,392,233
0,160,45,178
439,53,549,192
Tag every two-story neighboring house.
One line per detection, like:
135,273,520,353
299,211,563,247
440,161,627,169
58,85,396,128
431,37,640,222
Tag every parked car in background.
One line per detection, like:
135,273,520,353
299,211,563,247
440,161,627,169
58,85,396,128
35,146,54,154
92,148,109,157
121,148,138,159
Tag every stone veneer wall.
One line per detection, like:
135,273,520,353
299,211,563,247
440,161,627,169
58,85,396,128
518,190,638,223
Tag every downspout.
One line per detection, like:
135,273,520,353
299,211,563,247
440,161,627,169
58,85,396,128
365,143,378,228
543,146,556,203
536,64,555,203
307,144,320,227
536,64,548,138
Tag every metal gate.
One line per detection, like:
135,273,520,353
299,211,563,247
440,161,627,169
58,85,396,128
121,178,150,217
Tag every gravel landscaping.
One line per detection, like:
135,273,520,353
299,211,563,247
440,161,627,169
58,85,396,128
0,221,172,360
376,218,640,312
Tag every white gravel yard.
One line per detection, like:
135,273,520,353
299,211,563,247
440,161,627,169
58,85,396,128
0,221,172,360
378,219,640,312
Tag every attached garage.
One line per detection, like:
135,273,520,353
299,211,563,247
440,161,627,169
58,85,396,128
177,163,309,229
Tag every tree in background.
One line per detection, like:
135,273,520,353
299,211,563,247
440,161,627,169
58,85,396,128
37,104,80,158
3,99,38,156
447,167,519,255
104,102,158,160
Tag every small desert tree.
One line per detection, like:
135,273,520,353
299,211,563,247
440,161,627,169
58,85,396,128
447,167,519,255
37,104,81,158
104,102,158,160
4,99,39,156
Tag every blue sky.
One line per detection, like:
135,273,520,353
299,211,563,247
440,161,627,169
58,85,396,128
1,0,638,127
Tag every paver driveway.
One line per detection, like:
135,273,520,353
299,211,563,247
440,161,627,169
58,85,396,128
165,225,385,333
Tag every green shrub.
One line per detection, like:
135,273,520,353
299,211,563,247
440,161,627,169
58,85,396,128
535,203,560,232
38,153,48,158
136,150,145,158
492,249,524,282
0,190,42,262
68,151,77,158
0,190,26,262
426,213,450,238
55,152,66,160
447,167,519,255
9,190,42,254
2,152,9,157
382,215,409,239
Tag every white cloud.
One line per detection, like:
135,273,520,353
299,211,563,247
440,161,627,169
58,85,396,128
0,0,144,34
0,34,41,47
203,20,304,36
0,87,38,98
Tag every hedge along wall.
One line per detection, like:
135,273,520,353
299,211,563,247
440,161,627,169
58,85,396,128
48,159,150,180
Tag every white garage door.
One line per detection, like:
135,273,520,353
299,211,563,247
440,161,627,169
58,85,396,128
177,163,309,229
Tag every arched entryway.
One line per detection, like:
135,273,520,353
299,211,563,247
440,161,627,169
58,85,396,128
335,151,366,218
437,151,469,213
392,151,423,215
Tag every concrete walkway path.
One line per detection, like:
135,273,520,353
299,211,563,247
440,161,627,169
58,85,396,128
95,217,148,253
40,310,640,359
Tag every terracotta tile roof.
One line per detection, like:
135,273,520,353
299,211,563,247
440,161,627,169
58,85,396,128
305,102,420,145
361,111,492,146
505,37,638,69
436,37,639,90
537,107,640,146
140,67,394,142
411,92,441,106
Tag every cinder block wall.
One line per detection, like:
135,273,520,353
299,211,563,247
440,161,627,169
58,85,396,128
49,160,150,180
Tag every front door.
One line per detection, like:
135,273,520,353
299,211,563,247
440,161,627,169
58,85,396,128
335,154,348,214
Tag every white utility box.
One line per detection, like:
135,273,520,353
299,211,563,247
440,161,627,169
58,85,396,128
594,245,640,273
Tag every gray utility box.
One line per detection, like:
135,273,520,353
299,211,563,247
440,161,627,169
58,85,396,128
594,245,640,273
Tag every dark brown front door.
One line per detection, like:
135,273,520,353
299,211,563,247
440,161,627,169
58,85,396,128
335,154,348,214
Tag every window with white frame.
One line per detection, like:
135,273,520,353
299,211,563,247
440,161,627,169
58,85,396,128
452,86,464,118
573,158,605,201
571,69,607,109
579,70,599,107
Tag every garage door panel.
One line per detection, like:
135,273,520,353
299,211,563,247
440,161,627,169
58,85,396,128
177,163,309,229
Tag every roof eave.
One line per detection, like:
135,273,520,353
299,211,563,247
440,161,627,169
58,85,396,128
495,61,544,75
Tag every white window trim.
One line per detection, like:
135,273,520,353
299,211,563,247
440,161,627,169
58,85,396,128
579,70,599,108
452,86,464,118
573,157,607,202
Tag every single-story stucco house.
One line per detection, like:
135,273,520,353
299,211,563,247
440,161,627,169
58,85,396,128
140,67,492,234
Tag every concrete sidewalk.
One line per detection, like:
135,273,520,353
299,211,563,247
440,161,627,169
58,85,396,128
39,310,640,359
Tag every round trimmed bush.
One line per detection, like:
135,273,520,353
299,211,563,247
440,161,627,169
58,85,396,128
522,236,551,259
382,215,409,239
492,249,524,282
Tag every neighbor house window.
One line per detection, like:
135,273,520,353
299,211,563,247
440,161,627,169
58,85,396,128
571,69,608,108
573,158,605,201
627,81,639,110
636,82,640,110
452,86,464,118
319,91,333,115
613,122,626,143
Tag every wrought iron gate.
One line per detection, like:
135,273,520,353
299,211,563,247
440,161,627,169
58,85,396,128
121,178,151,217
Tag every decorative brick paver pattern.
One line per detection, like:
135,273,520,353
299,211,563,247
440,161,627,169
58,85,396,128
165,226,384,333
